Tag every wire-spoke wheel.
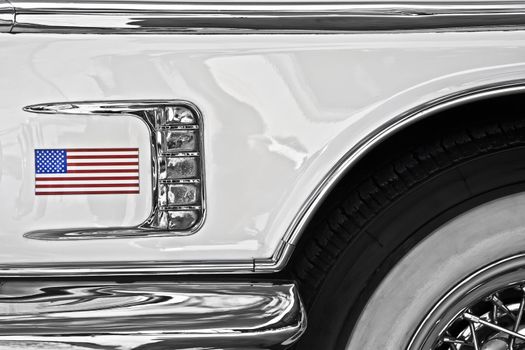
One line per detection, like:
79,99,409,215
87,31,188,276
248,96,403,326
409,254,525,350
342,191,525,350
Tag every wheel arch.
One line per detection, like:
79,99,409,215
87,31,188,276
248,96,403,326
266,79,525,272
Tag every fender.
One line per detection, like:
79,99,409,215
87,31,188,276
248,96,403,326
0,14,525,276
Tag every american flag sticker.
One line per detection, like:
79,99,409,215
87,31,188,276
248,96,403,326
34,148,140,195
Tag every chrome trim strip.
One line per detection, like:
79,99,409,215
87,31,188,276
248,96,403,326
0,279,306,349
0,260,256,276
23,100,207,240
7,0,525,34
0,0,14,33
4,81,525,276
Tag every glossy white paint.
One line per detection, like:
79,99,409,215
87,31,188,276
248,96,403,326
0,31,525,266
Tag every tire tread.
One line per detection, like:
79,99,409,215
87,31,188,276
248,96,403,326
291,115,525,310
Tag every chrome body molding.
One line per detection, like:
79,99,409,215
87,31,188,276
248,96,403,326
3,80,525,276
23,100,206,240
0,0,14,33
0,260,256,276
0,280,306,349
4,0,525,34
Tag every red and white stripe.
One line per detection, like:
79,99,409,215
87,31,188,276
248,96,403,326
35,148,140,195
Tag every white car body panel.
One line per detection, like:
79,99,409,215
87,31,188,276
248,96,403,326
1,31,525,265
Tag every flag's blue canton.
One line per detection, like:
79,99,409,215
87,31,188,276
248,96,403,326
35,149,67,174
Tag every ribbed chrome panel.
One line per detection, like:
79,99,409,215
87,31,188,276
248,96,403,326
7,0,525,34
0,280,306,349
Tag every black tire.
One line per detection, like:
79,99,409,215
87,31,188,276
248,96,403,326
290,96,525,349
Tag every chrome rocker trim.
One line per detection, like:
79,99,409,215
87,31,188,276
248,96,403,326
3,80,524,277
0,279,306,349
2,0,525,34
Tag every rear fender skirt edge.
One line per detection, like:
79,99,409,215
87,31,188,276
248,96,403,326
1,80,525,277
0,279,306,349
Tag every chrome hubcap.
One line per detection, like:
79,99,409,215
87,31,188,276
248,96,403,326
408,254,525,350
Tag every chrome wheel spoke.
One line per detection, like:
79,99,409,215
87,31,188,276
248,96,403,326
467,316,481,350
489,294,517,321
463,312,525,341
442,336,470,345
492,303,499,325
509,294,525,348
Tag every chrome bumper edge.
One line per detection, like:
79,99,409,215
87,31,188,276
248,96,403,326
0,279,306,349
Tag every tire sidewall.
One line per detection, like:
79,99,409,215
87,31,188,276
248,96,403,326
346,191,525,349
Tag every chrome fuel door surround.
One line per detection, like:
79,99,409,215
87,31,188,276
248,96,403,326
23,100,206,240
